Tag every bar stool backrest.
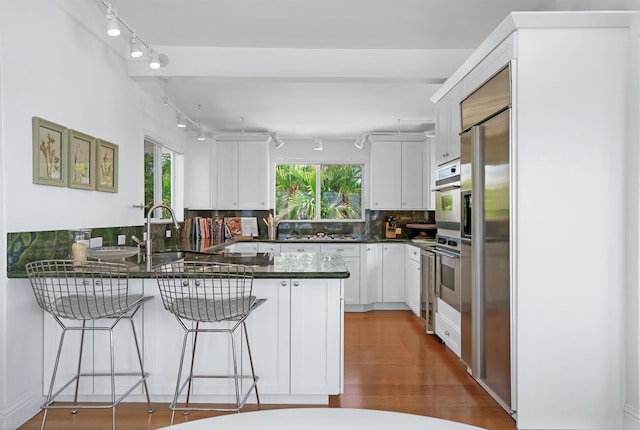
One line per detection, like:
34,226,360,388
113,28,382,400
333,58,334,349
25,260,131,320
155,261,256,323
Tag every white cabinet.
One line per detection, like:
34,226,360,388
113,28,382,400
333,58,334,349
225,241,259,253
370,140,430,210
401,141,424,209
251,278,342,396
435,298,461,357
404,245,421,318
280,243,321,253
434,83,461,166
321,244,360,305
257,242,281,254
217,140,269,210
363,243,382,304
290,279,342,394
381,243,405,302
185,140,217,209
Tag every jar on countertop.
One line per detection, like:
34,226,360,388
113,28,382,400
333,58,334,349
69,229,91,263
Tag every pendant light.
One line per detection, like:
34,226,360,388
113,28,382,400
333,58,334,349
176,112,187,128
314,136,323,151
196,105,205,140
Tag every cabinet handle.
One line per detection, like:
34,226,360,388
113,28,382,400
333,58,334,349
337,249,344,252
293,281,300,287
297,249,304,252
445,330,450,336
280,281,287,286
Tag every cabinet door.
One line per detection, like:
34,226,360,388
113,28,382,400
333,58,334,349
401,141,424,209
405,257,421,317
245,279,291,395
382,243,405,302
370,141,402,209
435,85,462,166
185,140,216,209
423,138,435,210
364,243,382,304
238,141,269,209
257,242,281,254
217,141,239,209
290,279,341,394
320,244,360,305
281,243,321,254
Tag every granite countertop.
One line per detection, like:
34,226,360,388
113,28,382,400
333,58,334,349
8,236,436,279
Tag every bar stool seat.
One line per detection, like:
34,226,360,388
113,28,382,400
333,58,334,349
25,260,153,430
155,261,266,425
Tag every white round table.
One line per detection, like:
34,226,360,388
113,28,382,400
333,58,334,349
158,408,487,430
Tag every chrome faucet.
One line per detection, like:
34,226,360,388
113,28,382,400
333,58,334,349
145,203,180,261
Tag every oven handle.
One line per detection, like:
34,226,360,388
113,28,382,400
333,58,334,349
432,182,461,192
431,248,460,259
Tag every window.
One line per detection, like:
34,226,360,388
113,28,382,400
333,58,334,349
144,139,180,220
275,164,363,221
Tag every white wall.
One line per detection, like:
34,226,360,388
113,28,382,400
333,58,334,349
0,0,190,427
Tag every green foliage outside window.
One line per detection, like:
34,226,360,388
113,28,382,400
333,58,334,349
276,164,362,221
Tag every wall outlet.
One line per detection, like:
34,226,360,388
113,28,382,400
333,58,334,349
165,230,172,238
117,234,126,245
90,237,103,248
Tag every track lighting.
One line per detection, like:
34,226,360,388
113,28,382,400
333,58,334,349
100,1,168,69
314,137,323,151
354,135,366,149
197,128,205,141
273,133,285,149
105,4,120,37
129,33,143,58
176,112,186,128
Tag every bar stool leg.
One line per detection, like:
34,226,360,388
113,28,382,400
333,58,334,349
171,330,191,426
71,321,87,414
128,318,154,413
242,321,261,408
110,328,116,430
230,332,241,411
41,328,68,430
183,323,200,414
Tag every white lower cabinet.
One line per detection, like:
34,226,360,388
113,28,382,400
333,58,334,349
382,243,405,302
363,243,382,304
435,298,461,357
404,245,421,318
320,244,360,305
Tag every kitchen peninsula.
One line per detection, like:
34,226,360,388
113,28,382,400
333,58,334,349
18,246,349,407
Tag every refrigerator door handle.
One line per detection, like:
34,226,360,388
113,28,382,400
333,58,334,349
472,124,486,379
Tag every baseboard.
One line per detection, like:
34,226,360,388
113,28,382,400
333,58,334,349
624,403,640,430
0,391,42,430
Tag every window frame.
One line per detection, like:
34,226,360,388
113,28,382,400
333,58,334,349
144,138,184,223
274,162,364,222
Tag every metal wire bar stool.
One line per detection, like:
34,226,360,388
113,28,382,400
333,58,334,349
25,260,154,430
155,261,266,425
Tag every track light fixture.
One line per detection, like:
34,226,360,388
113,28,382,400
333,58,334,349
176,112,187,128
129,32,143,58
105,4,120,37
314,137,323,151
354,135,366,149
273,133,285,149
196,128,205,141
100,1,168,69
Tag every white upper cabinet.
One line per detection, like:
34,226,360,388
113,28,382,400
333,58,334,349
217,140,270,210
434,83,461,166
185,140,217,209
370,141,402,209
370,140,431,210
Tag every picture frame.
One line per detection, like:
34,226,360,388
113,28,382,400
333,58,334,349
96,139,118,193
67,129,96,190
32,117,67,186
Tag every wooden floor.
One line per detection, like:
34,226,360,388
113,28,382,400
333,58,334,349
18,311,516,430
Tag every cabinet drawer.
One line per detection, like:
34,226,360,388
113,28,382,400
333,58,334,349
225,242,258,253
320,244,360,257
405,245,421,262
281,243,321,253
435,312,461,357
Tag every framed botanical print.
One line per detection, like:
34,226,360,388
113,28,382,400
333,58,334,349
96,139,118,193
67,129,96,190
32,117,67,186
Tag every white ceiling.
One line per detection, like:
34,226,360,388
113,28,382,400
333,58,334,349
111,0,639,140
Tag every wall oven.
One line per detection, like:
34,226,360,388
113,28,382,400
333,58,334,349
434,234,461,311
434,161,461,238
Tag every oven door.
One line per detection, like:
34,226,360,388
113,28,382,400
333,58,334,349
434,249,461,311
434,185,461,234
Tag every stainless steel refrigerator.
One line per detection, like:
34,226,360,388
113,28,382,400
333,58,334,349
460,65,513,413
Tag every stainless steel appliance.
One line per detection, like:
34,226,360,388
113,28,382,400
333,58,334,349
460,65,513,413
420,249,436,333
433,161,461,238
433,234,461,311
